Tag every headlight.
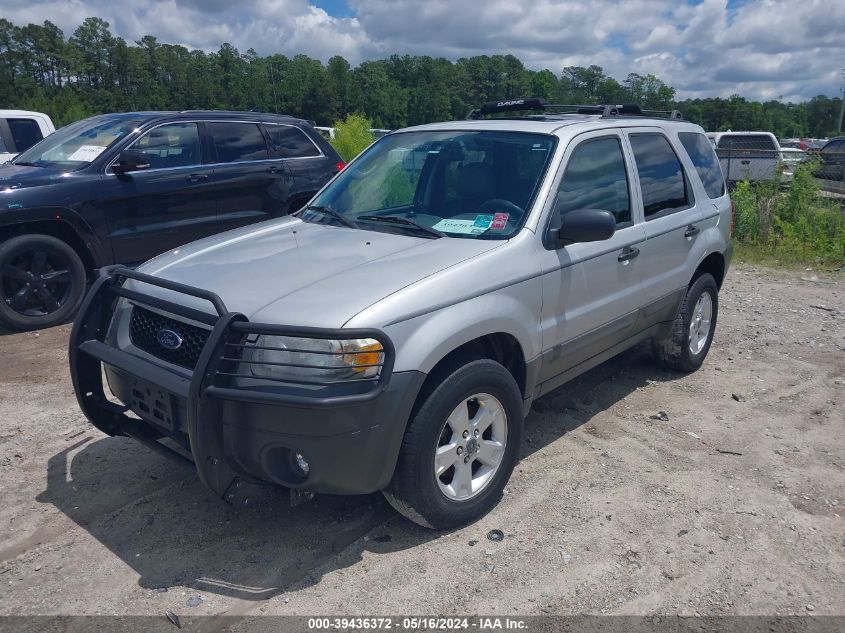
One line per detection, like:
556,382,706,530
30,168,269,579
249,335,384,382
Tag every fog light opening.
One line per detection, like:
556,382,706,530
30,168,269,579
292,451,310,477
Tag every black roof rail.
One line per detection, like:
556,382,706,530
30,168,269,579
176,109,297,117
466,97,683,121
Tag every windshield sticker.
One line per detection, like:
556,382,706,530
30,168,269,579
432,218,488,235
473,214,493,229
490,212,509,230
67,145,107,162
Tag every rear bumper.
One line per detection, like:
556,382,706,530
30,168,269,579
69,266,424,499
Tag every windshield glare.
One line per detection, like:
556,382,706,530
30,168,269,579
13,117,143,169
306,130,556,239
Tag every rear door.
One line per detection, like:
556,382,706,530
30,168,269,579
206,121,293,233
263,123,334,213
98,121,219,264
716,134,779,182
537,130,646,383
624,128,705,320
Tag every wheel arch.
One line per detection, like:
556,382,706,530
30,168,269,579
0,218,99,278
402,332,530,434
694,251,726,289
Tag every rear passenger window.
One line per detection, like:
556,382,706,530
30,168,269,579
629,133,691,220
555,137,630,226
679,132,725,199
266,125,320,158
8,118,43,153
208,122,268,163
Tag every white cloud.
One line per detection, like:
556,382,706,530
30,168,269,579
3,0,843,101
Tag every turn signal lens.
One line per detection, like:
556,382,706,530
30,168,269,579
343,340,384,374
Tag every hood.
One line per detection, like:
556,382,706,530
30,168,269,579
0,164,71,191
137,217,503,328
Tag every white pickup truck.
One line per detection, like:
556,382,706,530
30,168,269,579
706,131,781,185
0,110,55,163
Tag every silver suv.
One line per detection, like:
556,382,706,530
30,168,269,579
70,99,732,529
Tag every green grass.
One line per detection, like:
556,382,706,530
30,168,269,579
732,243,842,271
730,162,844,269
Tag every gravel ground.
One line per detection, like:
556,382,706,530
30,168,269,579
0,263,843,620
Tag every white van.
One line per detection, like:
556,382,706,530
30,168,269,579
0,110,56,163
706,131,781,184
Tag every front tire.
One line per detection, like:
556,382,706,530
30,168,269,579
653,272,719,373
383,359,524,530
0,234,87,331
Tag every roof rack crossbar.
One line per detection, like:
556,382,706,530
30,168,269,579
466,98,683,121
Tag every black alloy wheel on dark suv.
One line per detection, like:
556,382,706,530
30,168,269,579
0,234,86,331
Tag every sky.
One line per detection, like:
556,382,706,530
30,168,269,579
4,0,844,102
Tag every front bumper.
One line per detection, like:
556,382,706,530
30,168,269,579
69,267,425,499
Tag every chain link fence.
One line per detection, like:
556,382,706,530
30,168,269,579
709,133,845,195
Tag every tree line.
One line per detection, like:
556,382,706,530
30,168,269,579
1,17,841,138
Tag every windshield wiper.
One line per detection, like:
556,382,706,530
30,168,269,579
12,161,45,167
357,215,445,239
301,205,359,229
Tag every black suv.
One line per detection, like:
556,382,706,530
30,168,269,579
0,111,343,330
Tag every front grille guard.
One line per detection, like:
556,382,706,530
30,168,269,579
69,265,395,500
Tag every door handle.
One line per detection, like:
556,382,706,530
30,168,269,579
617,246,640,263
186,173,208,182
267,165,284,174
684,224,700,238
740,159,751,165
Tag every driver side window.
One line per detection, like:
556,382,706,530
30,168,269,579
554,136,631,227
128,123,201,170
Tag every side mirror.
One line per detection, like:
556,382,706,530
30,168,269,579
549,209,616,248
111,149,150,174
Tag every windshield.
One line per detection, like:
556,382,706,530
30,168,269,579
305,130,556,239
13,116,143,169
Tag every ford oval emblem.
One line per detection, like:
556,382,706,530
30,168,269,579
156,329,184,350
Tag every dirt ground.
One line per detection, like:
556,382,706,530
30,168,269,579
0,263,843,621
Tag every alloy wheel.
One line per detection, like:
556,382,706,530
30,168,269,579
688,291,713,355
434,392,508,501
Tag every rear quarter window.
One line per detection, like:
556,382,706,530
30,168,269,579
678,132,725,199
265,125,320,159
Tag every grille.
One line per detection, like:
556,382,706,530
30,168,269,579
129,306,211,370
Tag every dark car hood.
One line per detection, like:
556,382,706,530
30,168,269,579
0,164,70,190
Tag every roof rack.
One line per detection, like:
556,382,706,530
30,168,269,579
466,97,683,121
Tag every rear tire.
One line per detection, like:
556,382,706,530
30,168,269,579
0,234,87,331
652,272,718,373
383,359,524,530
